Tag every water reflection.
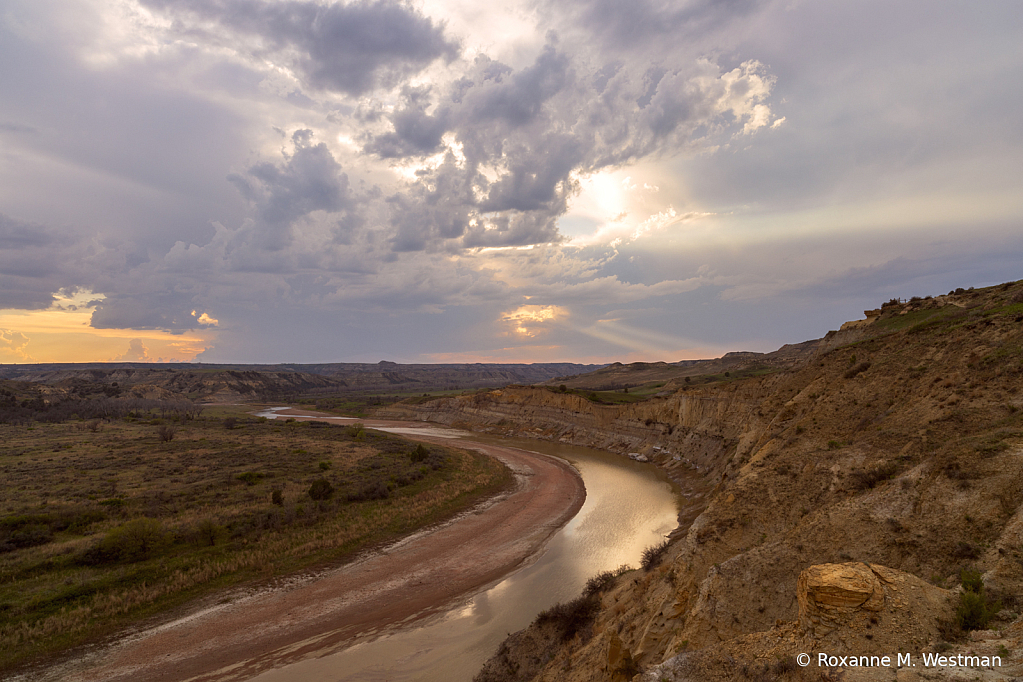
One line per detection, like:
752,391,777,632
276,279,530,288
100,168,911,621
249,435,681,682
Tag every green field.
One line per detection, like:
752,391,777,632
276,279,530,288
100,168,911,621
0,412,511,671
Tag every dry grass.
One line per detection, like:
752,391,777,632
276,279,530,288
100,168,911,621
0,416,511,671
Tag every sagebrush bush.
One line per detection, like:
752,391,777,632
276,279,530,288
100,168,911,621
308,478,334,501
236,471,265,486
83,518,167,564
536,593,601,642
849,462,898,490
584,565,631,596
641,539,671,571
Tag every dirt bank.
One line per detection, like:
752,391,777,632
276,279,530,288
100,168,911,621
40,419,585,682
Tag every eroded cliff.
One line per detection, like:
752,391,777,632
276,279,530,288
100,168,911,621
386,282,1023,681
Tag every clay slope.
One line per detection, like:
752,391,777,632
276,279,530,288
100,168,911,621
388,281,1023,681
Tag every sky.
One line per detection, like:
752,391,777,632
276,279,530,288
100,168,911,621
1,0,1021,365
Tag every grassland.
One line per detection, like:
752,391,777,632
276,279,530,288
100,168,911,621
540,364,780,405
0,413,511,671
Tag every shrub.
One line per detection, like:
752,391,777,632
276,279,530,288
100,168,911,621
849,462,897,490
844,362,872,379
584,565,631,596
85,518,167,564
410,443,429,463
156,424,176,442
308,478,334,501
955,567,1001,631
347,481,389,502
954,542,981,560
536,593,601,642
194,518,222,547
319,461,331,471
0,523,53,553
773,657,798,674
223,417,237,429
641,539,671,571
271,489,283,506
957,590,1000,631
236,471,265,486
961,567,984,593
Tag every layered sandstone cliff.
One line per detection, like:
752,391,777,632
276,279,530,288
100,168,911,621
388,282,1023,682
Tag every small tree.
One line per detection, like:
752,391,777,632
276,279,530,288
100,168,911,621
308,478,334,501
956,567,1001,632
195,519,221,547
156,424,176,442
100,518,167,562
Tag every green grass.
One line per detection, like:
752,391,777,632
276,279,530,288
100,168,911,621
873,307,953,333
0,416,511,672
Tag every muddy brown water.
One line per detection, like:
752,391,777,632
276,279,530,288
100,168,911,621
243,417,692,682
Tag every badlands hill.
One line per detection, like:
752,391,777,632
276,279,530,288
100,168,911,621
379,281,1023,681
0,361,600,403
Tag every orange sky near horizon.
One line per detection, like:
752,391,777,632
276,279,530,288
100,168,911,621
0,292,215,364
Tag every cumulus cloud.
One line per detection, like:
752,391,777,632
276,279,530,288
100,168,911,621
112,338,152,362
366,44,780,254
227,129,355,252
140,0,460,95
193,311,218,326
4,0,1019,365
0,329,32,361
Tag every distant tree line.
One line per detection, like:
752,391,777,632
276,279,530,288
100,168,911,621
0,389,203,424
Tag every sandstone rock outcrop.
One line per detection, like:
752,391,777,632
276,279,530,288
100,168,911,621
797,562,952,650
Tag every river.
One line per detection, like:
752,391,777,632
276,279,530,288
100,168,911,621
245,420,683,682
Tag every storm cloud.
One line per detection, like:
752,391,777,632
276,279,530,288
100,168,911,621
365,43,780,253
0,0,1020,363
141,0,460,94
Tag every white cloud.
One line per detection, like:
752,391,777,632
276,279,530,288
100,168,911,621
111,337,151,361
0,329,32,361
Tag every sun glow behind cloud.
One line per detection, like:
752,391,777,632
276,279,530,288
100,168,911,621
501,304,565,337
1,0,1020,366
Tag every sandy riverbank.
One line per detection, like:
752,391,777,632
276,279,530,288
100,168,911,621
44,418,584,682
